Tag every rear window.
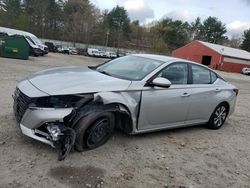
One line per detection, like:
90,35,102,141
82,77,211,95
192,65,211,84
211,71,218,83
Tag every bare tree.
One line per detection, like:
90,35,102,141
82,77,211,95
0,0,6,12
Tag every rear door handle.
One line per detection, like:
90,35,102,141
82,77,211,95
182,92,191,97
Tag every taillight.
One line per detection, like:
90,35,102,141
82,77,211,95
233,88,239,96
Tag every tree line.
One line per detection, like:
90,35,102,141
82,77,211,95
0,0,250,53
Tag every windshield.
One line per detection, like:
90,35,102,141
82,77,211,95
96,55,164,81
25,36,36,45
30,36,42,45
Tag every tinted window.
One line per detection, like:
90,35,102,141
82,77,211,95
192,65,211,84
158,63,188,84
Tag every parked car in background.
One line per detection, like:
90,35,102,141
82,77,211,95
87,48,100,57
69,47,78,55
26,35,48,55
77,48,87,56
45,42,57,52
13,54,238,160
25,36,43,56
242,67,250,75
56,45,63,53
99,50,106,57
117,52,127,57
56,46,69,54
61,47,69,54
87,48,118,58
106,51,117,59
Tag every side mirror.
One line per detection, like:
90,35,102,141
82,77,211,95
151,77,171,88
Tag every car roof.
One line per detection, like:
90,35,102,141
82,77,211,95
131,53,221,77
132,54,179,62
132,53,213,67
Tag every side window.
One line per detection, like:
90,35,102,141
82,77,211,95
192,65,211,84
211,71,218,83
158,63,188,84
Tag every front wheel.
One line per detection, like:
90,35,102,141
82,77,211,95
74,112,115,152
207,103,229,129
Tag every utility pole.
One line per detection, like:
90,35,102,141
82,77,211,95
219,48,224,70
105,31,109,46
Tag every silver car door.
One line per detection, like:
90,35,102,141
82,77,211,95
138,62,191,130
185,64,220,124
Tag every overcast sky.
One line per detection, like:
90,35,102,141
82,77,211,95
90,0,250,37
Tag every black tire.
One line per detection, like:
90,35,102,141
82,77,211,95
74,112,115,152
207,103,229,129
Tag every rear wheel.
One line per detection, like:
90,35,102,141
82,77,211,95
207,103,228,129
74,112,115,152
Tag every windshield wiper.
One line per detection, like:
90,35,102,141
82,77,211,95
97,70,111,76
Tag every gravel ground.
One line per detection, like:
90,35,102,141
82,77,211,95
0,53,250,188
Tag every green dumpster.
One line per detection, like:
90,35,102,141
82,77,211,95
0,35,29,60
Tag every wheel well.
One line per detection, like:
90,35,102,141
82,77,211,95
110,103,134,134
220,101,230,113
68,102,134,134
113,111,133,134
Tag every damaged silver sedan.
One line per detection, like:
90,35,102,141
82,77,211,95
13,54,238,160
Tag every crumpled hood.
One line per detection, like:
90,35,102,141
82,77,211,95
27,66,132,95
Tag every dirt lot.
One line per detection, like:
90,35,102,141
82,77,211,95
0,53,250,188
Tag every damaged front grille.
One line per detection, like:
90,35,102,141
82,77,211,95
13,87,32,123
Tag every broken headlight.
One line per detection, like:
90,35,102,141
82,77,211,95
33,94,93,108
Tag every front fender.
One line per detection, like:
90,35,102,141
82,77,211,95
66,91,141,133
94,91,141,131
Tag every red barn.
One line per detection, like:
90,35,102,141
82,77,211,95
172,40,250,73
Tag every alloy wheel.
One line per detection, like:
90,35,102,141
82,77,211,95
213,106,227,127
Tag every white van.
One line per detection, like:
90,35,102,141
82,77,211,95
25,37,43,56
106,51,117,59
87,48,100,57
0,27,48,55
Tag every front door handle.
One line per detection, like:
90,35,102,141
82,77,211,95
182,92,191,97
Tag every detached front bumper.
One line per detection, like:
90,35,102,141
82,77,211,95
13,85,77,160
19,107,73,145
20,123,54,147
17,107,76,160
21,107,73,129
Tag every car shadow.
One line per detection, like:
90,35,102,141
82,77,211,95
114,123,207,139
10,116,229,161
